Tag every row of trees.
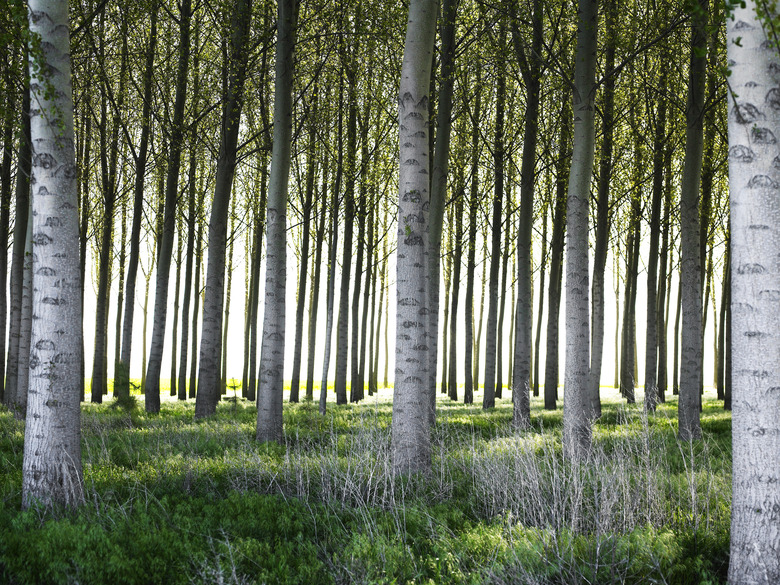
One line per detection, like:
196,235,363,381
2,0,730,418
2,0,778,580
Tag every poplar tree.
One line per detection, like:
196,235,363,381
22,0,84,508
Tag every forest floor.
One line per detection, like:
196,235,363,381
1,385,731,584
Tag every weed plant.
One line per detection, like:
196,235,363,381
0,387,730,584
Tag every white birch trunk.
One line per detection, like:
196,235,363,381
391,0,438,475
256,0,295,442
727,4,780,581
563,0,597,459
22,0,84,508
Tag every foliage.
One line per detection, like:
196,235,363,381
0,391,731,584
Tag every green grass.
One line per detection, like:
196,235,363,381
0,387,731,584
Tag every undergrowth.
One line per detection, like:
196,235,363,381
0,387,731,584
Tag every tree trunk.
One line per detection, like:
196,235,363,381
92,44,124,402
220,201,237,395
114,188,127,396
290,85,318,403
189,222,203,399
620,196,640,404
717,233,729,400
463,68,481,406
429,0,457,415
256,0,295,441
306,151,329,401
727,4,780,578
474,251,487,396
678,0,707,441
440,222,452,397
563,0,597,459
656,155,673,402
495,231,509,401
170,225,182,397
0,67,14,404
510,0,542,426
349,144,366,404
79,95,91,403
16,209,33,417
392,0,437,475
247,159,268,402
357,192,374,402
195,0,253,418
544,103,570,411
22,0,84,508
447,179,464,401
483,21,506,410
319,75,344,414
335,70,357,406
367,205,379,397
673,276,681,395
587,0,616,418
533,200,548,398
178,141,200,400
141,247,156,395
145,0,192,413
4,83,31,410
375,229,389,392
115,0,159,402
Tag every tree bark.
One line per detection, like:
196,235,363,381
392,0,438,475
170,224,182,397
463,68,481,406
349,120,367,404
727,4,780,579
319,74,344,414
447,179,464,401
429,0,457,415
563,0,597,459
189,222,203,399
22,0,84,508
544,103,570,411
0,60,16,405
587,0,616,418
474,248,487,396
115,0,159,402
483,20,506,410
145,0,192,413
307,151,328,401
510,0,542,426
114,187,127,396
91,31,125,402
673,275,681,396
256,0,295,441
178,141,200,400
656,150,673,402
367,203,379,397
335,68,357,406
290,85,318,403
620,194,640,404
678,0,707,441
5,83,31,410
220,202,237,394
717,233,729,400
533,200,548,399
195,0,253,418
357,189,374,402
246,159,267,402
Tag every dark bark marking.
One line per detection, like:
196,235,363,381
730,145,756,162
